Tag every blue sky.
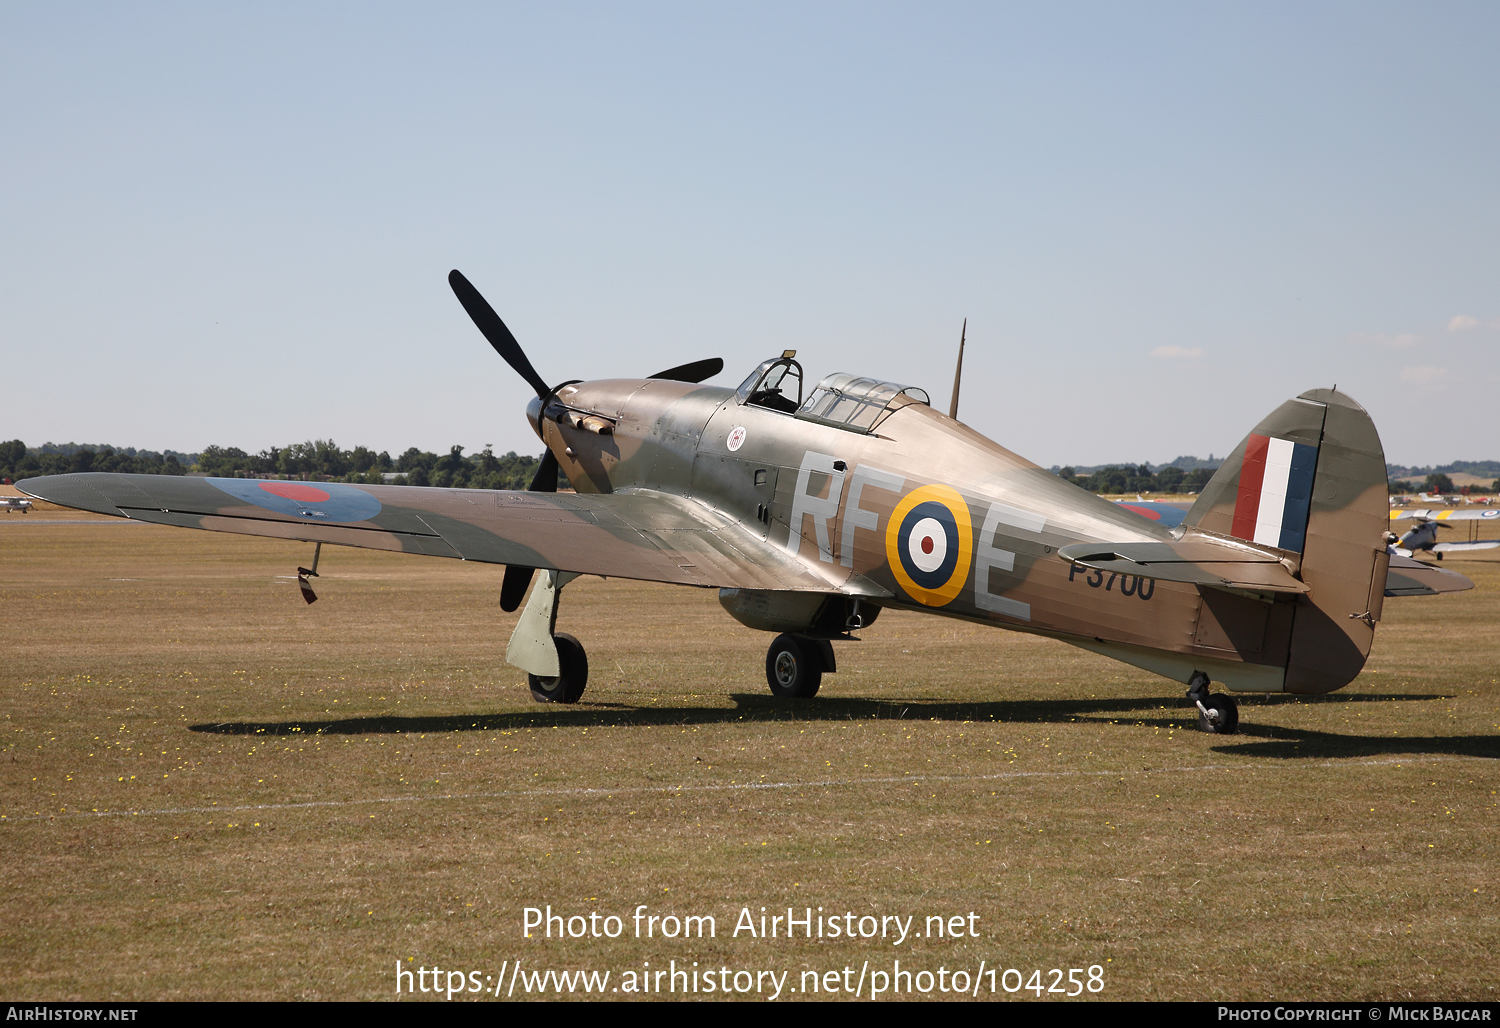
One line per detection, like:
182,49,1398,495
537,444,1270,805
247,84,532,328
4,2,1497,467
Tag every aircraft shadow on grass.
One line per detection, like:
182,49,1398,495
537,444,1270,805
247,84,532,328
1206,724,1500,760
1067,714,1499,760
190,691,1494,762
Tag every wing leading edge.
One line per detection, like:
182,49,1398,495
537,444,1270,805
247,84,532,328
17,473,857,594
1390,508,1500,522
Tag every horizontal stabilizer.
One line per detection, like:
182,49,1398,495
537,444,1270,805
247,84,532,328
1384,553,1474,596
1057,538,1308,594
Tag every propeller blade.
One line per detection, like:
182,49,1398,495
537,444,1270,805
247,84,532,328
650,357,723,383
499,564,535,612
498,450,562,611
529,449,559,493
448,269,552,399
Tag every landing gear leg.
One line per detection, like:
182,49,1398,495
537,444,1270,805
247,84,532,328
296,542,322,604
506,570,588,703
1187,670,1239,734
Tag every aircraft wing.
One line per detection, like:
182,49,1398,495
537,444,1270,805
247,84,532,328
1390,508,1500,522
1384,553,1474,596
17,473,855,594
1431,540,1500,554
1111,499,1188,528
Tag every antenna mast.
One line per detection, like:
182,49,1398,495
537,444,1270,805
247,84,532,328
948,318,967,420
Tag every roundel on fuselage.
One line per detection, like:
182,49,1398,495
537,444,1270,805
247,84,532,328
884,483,973,607
208,478,383,523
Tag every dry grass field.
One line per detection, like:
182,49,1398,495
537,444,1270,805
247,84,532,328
3,501,1497,1002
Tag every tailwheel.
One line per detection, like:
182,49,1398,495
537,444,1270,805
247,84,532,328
529,632,588,703
1186,670,1239,734
1196,693,1239,734
765,633,822,699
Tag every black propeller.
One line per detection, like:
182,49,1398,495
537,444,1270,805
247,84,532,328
651,357,723,383
449,269,560,612
497,450,559,611
447,269,721,613
448,269,552,400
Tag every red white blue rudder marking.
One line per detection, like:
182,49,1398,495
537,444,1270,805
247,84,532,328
1231,434,1318,552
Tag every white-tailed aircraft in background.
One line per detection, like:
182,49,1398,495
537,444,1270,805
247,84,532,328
0,496,33,514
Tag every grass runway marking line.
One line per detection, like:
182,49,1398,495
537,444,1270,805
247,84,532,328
4,753,1481,824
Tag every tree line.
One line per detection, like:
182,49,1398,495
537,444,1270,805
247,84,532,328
1055,464,1215,495
1057,464,1497,495
1,440,189,479
1391,472,1498,495
0,440,564,490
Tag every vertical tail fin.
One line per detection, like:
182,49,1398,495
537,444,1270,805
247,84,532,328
1185,389,1389,694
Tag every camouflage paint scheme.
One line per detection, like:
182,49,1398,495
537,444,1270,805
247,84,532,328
18,361,1472,697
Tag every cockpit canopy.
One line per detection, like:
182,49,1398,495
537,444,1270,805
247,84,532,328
736,352,929,434
797,373,931,432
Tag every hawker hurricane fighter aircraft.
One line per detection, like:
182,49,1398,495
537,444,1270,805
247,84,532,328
19,272,1477,734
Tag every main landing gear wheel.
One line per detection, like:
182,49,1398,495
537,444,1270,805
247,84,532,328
765,633,822,699
529,632,588,703
1196,693,1239,734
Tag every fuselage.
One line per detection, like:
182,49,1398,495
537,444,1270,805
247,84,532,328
1398,522,1440,551
530,370,1290,693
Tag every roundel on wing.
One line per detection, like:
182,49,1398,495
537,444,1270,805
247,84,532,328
884,483,974,607
208,477,383,523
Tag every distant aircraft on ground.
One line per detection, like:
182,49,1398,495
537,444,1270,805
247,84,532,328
1,496,33,513
1387,507,1500,560
17,271,1478,735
